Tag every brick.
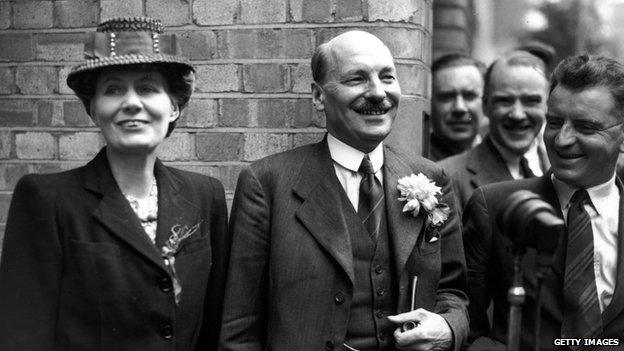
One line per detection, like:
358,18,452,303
180,99,216,128
433,6,467,28
63,100,94,126
36,33,84,61
284,29,313,58
196,133,243,161
219,99,252,127
242,64,288,93
146,0,190,26
100,0,143,19
178,30,217,60
59,132,102,160
335,0,363,21
13,1,53,29
290,0,332,22
157,132,193,161
368,0,428,24
0,2,10,29
293,132,324,148
256,99,312,128
243,133,290,161
255,29,283,58
36,101,54,126
0,67,15,95
0,193,11,223
195,64,239,92
0,131,11,159
222,30,258,59
372,27,423,60
216,164,245,192
0,164,30,191
58,66,75,95
16,132,56,159
0,34,34,61
396,64,428,96
0,99,34,126
193,0,238,25
433,28,469,53
291,63,312,93
54,0,98,28
435,0,469,6
240,0,286,24
33,162,77,174
16,66,57,95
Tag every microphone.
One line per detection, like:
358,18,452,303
497,190,564,254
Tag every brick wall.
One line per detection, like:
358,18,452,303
0,0,433,248
432,0,475,59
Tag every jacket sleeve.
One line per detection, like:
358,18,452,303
218,167,270,351
196,179,231,351
433,168,470,351
0,175,62,351
462,187,495,344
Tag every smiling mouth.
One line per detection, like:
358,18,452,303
352,107,392,115
556,151,583,159
117,120,149,127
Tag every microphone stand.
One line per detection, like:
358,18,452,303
507,245,526,351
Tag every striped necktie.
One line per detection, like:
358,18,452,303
357,155,384,241
520,156,535,178
561,189,603,345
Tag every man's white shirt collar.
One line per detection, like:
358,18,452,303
327,133,384,173
551,173,618,218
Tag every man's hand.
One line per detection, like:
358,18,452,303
387,308,453,351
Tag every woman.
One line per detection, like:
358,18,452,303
0,17,229,351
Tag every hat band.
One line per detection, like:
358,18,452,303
84,32,178,59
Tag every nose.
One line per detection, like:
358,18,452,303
365,77,387,103
452,95,468,114
554,120,576,147
508,101,526,121
121,89,142,114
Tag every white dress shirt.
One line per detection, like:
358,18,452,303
552,174,620,312
491,138,544,179
327,133,384,210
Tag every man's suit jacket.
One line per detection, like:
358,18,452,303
463,175,624,350
0,148,230,351
219,137,468,351
439,135,511,214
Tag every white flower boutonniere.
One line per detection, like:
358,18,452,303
161,221,202,304
397,173,451,239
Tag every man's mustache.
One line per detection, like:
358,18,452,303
350,98,395,112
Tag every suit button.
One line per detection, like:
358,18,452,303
325,341,334,350
334,292,345,304
160,324,174,340
376,287,385,296
375,310,384,318
158,277,172,293
374,265,383,274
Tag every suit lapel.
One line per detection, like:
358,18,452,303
601,178,624,327
84,149,166,270
383,146,424,277
468,136,512,190
294,139,356,285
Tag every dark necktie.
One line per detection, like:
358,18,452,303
561,189,603,344
519,156,535,178
357,155,385,241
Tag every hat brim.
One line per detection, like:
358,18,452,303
66,53,194,94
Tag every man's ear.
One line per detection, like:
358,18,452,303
170,104,180,122
311,82,325,111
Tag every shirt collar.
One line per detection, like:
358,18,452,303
551,173,618,216
491,136,539,165
327,133,384,173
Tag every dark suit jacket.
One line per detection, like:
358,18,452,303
219,138,468,351
0,148,230,351
439,136,511,215
463,175,624,350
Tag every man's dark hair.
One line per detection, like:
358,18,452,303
483,50,547,99
432,53,486,76
311,43,332,85
550,54,624,118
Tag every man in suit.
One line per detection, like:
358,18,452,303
219,31,468,351
439,51,550,212
428,54,486,161
463,54,624,350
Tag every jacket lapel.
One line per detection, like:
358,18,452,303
601,178,624,327
294,139,356,285
83,148,166,270
468,136,512,190
383,146,425,277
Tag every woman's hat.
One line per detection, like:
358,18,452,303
66,16,194,96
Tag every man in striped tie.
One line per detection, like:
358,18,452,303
462,54,624,350
220,30,468,351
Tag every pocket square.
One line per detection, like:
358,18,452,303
428,236,439,243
